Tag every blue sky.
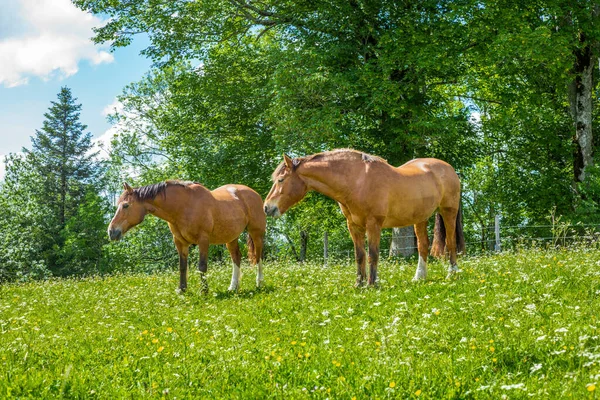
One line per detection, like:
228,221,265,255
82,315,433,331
0,0,152,176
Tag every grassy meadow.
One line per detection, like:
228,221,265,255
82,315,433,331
1,248,600,398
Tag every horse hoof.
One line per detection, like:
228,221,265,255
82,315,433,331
412,276,426,282
354,281,365,288
256,280,264,289
177,287,187,294
228,286,238,292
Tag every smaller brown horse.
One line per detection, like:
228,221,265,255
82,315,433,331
264,149,465,286
108,180,266,293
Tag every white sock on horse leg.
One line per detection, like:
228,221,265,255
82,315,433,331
256,262,264,287
229,263,241,291
413,255,427,281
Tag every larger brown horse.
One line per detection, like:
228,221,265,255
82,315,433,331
108,180,266,293
264,149,465,286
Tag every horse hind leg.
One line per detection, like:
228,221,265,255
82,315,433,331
412,221,429,281
247,228,265,288
226,239,242,291
440,207,461,278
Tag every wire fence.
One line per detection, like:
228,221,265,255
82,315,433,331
316,223,600,262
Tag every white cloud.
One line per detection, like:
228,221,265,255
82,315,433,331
102,98,124,117
0,0,113,87
92,98,124,159
92,126,118,160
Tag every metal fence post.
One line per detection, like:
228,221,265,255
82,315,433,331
323,231,329,267
495,215,501,252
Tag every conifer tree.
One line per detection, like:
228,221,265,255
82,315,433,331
27,87,99,227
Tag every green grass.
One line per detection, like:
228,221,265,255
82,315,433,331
1,248,600,399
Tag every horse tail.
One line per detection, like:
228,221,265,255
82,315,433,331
247,234,257,265
430,202,465,257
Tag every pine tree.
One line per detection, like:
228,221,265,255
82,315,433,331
27,87,99,227
13,87,108,276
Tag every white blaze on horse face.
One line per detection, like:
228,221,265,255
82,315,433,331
256,262,264,288
413,255,427,281
227,186,239,200
228,262,241,291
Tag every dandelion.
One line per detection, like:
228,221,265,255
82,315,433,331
489,346,495,352
157,346,164,352
415,389,422,396
291,341,297,345
587,384,596,392
166,327,173,333
389,382,396,388
152,339,159,344
492,358,497,363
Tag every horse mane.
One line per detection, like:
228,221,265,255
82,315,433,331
271,149,387,181
123,180,199,201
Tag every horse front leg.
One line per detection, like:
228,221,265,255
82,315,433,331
366,219,383,286
174,239,189,293
197,237,210,294
413,220,429,281
347,221,366,287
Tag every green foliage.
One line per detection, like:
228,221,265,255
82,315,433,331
1,249,600,397
0,88,109,281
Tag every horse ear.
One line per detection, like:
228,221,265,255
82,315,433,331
123,182,133,194
283,154,293,169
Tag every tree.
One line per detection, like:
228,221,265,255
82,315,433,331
0,87,109,278
27,87,99,227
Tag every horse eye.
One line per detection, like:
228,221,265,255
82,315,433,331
122,204,129,209
278,178,284,183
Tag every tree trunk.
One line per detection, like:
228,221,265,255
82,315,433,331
299,230,308,262
569,35,594,183
389,226,416,257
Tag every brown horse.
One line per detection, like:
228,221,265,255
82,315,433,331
108,180,266,293
264,149,465,286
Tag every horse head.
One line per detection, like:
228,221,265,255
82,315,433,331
264,154,308,217
108,182,148,241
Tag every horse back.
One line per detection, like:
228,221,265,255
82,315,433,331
211,184,266,231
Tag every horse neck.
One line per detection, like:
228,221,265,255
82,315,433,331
144,185,202,223
298,159,357,202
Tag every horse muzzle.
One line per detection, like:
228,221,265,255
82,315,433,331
264,204,281,218
108,228,123,241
